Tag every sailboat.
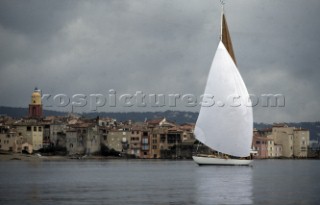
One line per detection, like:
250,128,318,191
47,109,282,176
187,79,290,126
192,3,253,166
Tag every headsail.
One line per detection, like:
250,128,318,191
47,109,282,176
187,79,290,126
194,12,253,157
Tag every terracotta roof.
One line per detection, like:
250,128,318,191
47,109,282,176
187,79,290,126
168,126,183,132
68,122,95,128
147,118,165,124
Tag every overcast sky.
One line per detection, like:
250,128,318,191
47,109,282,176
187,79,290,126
0,0,320,123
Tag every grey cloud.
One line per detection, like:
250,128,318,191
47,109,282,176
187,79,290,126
0,0,320,123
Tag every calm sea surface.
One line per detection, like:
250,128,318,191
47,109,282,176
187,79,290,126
0,159,319,205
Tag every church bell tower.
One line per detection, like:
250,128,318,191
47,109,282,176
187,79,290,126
28,87,43,118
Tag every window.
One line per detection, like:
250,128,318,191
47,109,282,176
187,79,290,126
153,145,157,149
142,138,148,144
256,141,261,144
142,145,149,150
160,134,166,143
167,134,181,144
33,127,37,132
27,126,31,131
38,127,42,132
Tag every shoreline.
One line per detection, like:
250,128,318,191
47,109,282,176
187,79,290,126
1,153,319,162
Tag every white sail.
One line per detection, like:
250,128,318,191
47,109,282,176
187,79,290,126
195,41,253,157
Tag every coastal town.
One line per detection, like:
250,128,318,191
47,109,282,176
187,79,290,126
0,88,319,160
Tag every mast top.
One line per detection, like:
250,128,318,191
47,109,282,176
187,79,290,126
220,0,225,14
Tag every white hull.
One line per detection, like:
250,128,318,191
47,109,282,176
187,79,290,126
192,156,252,166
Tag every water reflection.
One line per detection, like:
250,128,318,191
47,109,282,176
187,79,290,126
29,185,40,204
195,166,253,205
3,160,319,205
252,160,320,205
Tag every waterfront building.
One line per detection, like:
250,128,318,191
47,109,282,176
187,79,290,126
106,130,131,154
50,121,67,147
14,120,43,151
99,126,108,145
180,123,195,141
265,135,283,158
146,118,183,159
268,124,310,158
267,136,275,158
129,126,143,157
160,126,182,159
66,123,100,155
0,126,20,152
274,144,283,157
293,128,309,158
252,129,268,158
308,140,320,158
140,130,151,158
97,117,116,127
42,122,51,148
271,124,294,158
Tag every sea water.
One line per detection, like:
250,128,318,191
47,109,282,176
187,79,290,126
0,159,319,205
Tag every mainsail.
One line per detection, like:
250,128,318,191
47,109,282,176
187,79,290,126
194,12,253,157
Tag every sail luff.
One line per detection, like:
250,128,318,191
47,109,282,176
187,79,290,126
221,13,237,65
